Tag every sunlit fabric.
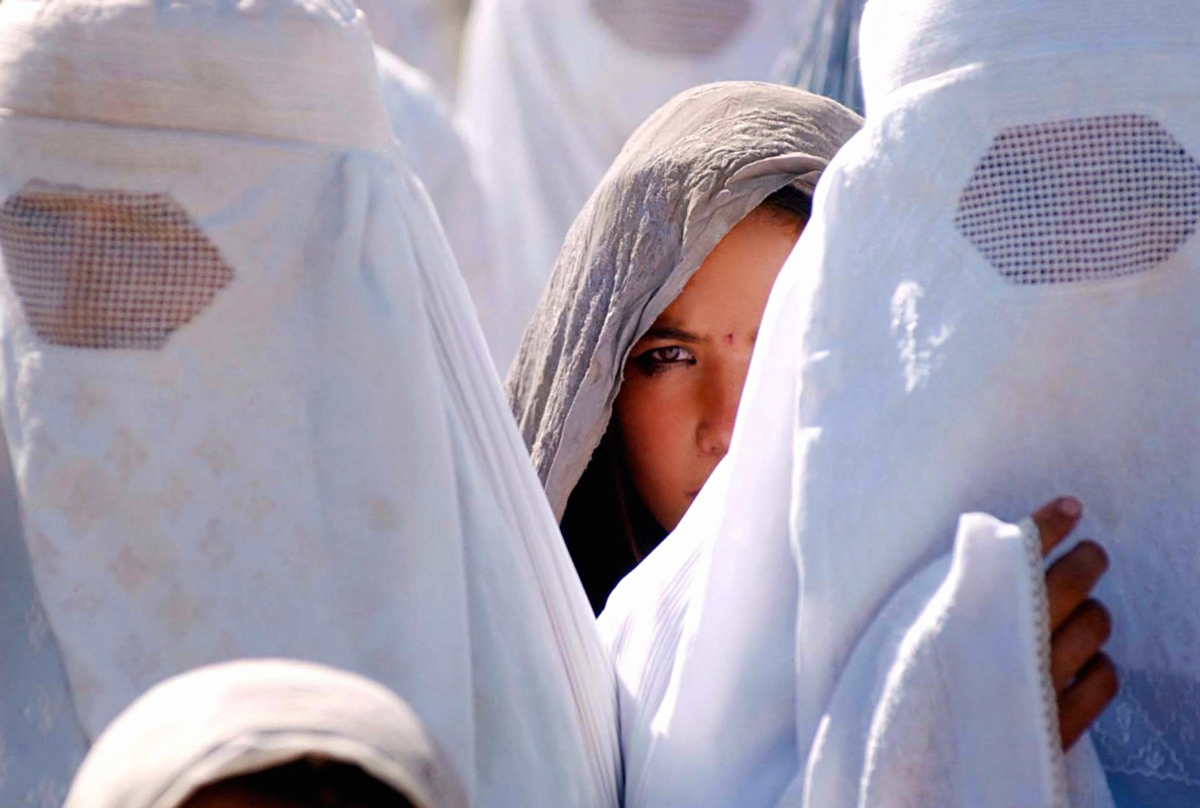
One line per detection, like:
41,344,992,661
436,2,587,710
375,47,499,365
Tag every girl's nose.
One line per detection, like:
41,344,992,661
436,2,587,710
696,361,749,457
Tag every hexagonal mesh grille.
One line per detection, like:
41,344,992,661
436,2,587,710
0,183,233,349
955,114,1200,285
588,0,750,57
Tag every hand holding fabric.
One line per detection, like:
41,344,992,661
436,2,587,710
1032,498,1119,750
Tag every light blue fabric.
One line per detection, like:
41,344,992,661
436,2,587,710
1107,773,1199,808
0,435,89,807
1094,668,1200,808
773,0,866,115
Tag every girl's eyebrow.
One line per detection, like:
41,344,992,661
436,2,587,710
641,324,707,344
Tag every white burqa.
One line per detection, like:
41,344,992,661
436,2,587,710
65,659,469,808
602,1,1200,807
375,48,497,365
0,0,619,806
455,0,823,370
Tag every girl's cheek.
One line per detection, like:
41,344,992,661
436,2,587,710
618,365,704,443
636,366,695,398
620,379,685,435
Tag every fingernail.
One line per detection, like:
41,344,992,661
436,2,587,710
1058,497,1082,518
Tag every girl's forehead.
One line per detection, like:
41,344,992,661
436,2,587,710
654,216,799,331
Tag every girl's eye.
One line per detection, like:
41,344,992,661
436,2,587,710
633,345,696,375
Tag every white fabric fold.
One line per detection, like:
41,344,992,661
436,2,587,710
374,47,498,365
803,516,1068,808
0,0,619,804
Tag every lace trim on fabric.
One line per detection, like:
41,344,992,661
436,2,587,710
956,114,1200,285
1020,517,1070,808
0,182,233,350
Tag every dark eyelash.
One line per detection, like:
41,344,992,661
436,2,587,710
633,346,695,375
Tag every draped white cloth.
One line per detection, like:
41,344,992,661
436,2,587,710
0,0,619,805
455,0,823,370
375,47,498,365
602,1,1200,807
65,659,469,808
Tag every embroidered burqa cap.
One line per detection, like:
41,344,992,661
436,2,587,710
65,659,468,808
601,1,1200,807
0,0,619,804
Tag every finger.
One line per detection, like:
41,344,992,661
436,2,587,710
1031,497,1083,556
1045,541,1109,631
1059,653,1119,750
1050,599,1112,692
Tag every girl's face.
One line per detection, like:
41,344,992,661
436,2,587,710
614,210,801,532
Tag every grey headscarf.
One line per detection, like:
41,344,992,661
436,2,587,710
506,81,862,519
